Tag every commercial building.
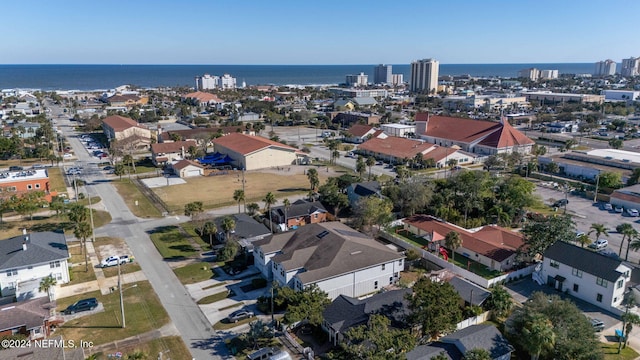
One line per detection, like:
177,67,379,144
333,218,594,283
621,57,640,77
252,222,405,300
101,115,152,149
0,169,58,202
410,58,439,93
518,68,540,81
522,91,604,104
539,69,559,79
595,59,617,76
212,133,308,170
442,94,528,112
380,123,415,137
391,73,404,86
373,64,392,85
602,90,640,102
328,88,388,98
194,73,237,90
345,72,368,87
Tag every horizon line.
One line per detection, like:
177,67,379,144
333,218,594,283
0,62,603,66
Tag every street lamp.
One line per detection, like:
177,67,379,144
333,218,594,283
118,262,138,328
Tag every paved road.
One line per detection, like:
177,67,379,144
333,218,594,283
51,102,226,360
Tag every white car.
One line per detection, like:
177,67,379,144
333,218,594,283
589,239,609,250
626,208,639,217
100,256,129,268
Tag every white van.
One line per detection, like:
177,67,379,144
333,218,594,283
247,347,278,360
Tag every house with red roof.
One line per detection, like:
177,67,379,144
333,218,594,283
213,133,309,170
150,140,197,166
415,113,534,155
183,91,224,106
343,124,387,143
403,214,524,271
357,137,476,166
101,115,152,149
170,160,204,178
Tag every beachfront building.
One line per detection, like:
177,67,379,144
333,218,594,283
212,133,308,170
346,73,368,87
0,169,58,202
518,68,540,81
621,57,640,77
194,73,237,90
0,231,70,299
539,70,559,80
595,59,617,76
391,74,404,87
414,113,534,155
373,64,392,85
410,58,439,94
252,222,405,300
101,115,152,149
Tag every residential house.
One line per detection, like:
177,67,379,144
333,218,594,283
0,231,70,299
213,213,271,252
213,133,308,171
183,91,225,108
403,215,524,272
343,124,386,144
333,99,356,111
0,335,84,360
406,324,514,360
414,113,534,155
101,115,152,149
540,241,632,312
357,137,474,166
270,199,328,231
322,288,411,346
330,111,382,126
0,297,59,340
157,126,249,144
346,181,382,208
252,222,405,299
352,97,378,108
150,140,196,166
0,169,58,202
107,94,148,107
170,159,204,178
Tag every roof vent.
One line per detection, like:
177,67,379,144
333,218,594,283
316,230,330,239
350,251,362,255
22,240,27,251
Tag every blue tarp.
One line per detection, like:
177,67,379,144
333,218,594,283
197,153,233,165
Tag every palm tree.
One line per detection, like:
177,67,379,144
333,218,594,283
74,221,92,272
221,216,236,242
576,233,591,248
122,153,136,175
306,168,319,191
233,189,245,214
39,275,57,301
202,221,217,248
521,313,555,360
617,223,636,257
283,198,291,231
366,156,375,180
626,232,640,261
588,223,609,243
263,192,277,232
445,231,463,263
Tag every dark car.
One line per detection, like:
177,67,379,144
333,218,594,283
552,199,568,207
9,166,23,171
64,298,98,314
227,309,254,323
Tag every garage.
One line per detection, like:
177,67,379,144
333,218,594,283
170,160,204,178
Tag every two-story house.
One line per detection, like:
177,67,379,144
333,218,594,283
541,241,632,312
270,199,328,231
101,115,152,150
0,231,70,300
253,222,405,300
150,140,197,166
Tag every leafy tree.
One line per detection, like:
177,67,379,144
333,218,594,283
521,313,556,360
509,292,603,360
407,278,462,340
544,162,559,180
247,319,270,349
486,285,513,320
483,154,502,172
463,348,492,360
67,203,89,225
217,239,239,261
49,196,67,217
598,171,622,189
202,221,217,248
588,223,609,241
352,197,393,235
383,178,433,217
609,138,624,149
318,181,349,216
445,231,462,263
0,197,14,223
114,162,126,180
246,202,260,216
39,275,57,301
74,221,92,272
233,189,245,213
278,284,330,327
306,168,319,191
339,314,416,360
520,214,575,259
366,156,375,180
627,168,640,186
13,191,46,220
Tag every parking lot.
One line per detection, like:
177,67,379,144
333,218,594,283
535,184,640,265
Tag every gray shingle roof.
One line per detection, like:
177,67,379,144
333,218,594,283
215,213,270,241
0,231,69,270
406,342,461,360
323,288,411,333
440,324,513,359
448,277,491,306
0,297,53,332
271,200,327,219
351,181,381,197
544,241,626,282
254,222,404,284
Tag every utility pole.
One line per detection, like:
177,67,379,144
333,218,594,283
593,174,600,203
119,262,125,328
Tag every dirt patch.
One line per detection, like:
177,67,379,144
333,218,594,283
94,237,132,261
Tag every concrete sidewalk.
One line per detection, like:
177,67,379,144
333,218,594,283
56,270,148,299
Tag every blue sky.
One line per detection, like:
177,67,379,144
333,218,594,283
3,0,639,65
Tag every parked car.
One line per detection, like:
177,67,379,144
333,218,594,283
9,166,24,171
246,347,281,360
589,318,605,332
601,203,613,211
626,208,639,217
553,199,568,207
100,255,129,268
63,298,98,314
227,309,255,323
615,205,624,213
589,239,609,250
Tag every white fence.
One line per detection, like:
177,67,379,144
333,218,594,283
380,230,535,289
456,311,491,330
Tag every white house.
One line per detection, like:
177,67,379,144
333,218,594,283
0,231,70,300
252,222,405,300
541,241,631,313
171,159,204,178
213,133,308,171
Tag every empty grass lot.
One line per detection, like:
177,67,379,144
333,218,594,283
56,281,169,346
112,179,162,218
149,226,198,260
173,262,216,285
94,237,142,277
152,170,329,212
601,342,639,360
47,167,68,194
0,209,112,238
91,336,191,360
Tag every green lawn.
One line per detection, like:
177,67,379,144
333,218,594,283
601,342,639,360
149,225,197,260
64,263,97,285
112,179,162,218
180,221,211,249
197,290,231,305
47,167,68,194
56,281,170,346
449,255,504,279
387,226,430,247
173,262,216,285
91,336,191,360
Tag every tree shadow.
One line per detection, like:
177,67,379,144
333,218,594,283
277,187,307,192
146,225,178,235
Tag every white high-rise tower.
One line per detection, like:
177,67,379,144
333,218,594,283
410,59,439,93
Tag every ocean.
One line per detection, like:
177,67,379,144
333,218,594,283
0,63,597,91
